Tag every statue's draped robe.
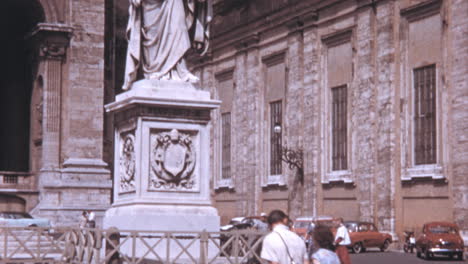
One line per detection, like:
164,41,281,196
123,0,212,90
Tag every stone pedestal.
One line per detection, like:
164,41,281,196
103,80,220,233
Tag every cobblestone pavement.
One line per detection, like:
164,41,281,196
350,250,467,264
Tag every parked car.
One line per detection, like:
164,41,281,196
0,212,51,228
292,216,338,241
415,221,464,260
220,216,266,258
344,221,392,253
220,217,246,231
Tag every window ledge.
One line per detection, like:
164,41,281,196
262,174,287,187
322,170,354,184
215,179,235,190
402,164,444,181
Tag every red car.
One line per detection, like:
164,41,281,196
416,222,464,260
345,221,392,253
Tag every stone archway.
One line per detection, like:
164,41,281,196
0,0,45,172
0,194,26,212
38,0,63,23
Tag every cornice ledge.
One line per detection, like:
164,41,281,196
321,26,354,47
400,0,442,22
285,10,318,34
214,67,235,81
28,23,74,60
187,50,213,68
27,23,74,40
234,33,260,52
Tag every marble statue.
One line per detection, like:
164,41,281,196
123,0,212,90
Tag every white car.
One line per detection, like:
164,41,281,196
0,212,51,228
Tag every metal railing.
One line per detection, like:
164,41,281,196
0,226,268,264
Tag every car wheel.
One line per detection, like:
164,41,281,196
352,242,363,254
416,249,421,258
457,252,464,261
424,249,432,260
380,239,390,252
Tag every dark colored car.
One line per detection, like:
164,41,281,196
344,221,392,253
416,221,464,260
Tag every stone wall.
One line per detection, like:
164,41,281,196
450,0,468,239
23,0,112,226
194,0,468,240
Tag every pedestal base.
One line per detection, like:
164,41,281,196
103,204,219,231
103,80,221,261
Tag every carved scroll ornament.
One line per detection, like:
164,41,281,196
120,133,136,192
150,129,196,190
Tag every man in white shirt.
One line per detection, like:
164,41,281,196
334,218,351,264
261,210,310,264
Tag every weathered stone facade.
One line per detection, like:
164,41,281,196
0,0,466,241
191,0,468,242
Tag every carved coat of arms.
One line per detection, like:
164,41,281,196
150,129,196,190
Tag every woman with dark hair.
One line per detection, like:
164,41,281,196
309,225,340,264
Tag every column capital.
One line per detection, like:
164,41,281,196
28,23,73,60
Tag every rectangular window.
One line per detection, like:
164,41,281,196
332,85,348,171
221,112,231,179
414,65,436,165
270,100,282,175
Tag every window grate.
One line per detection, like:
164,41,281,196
270,100,282,175
414,65,436,165
3,175,18,184
221,112,231,179
331,85,348,171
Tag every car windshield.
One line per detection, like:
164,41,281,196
345,223,358,232
294,221,310,229
428,226,457,234
229,219,242,225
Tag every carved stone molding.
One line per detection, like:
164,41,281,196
29,23,73,61
39,43,67,60
150,129,196,191
120,132,136,193
285,11,318,34
321,27,354,47
114,106,211,126
234,33,260,52
262,50,286,66
400,0,442,22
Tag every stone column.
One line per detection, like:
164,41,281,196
31,24,72,176
302,20,320,217
29,24,73,222
375,0,398,236
233,34,260,216
450,0,468,242
29,24,113,226
285,18,305,219
353,1,377,223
